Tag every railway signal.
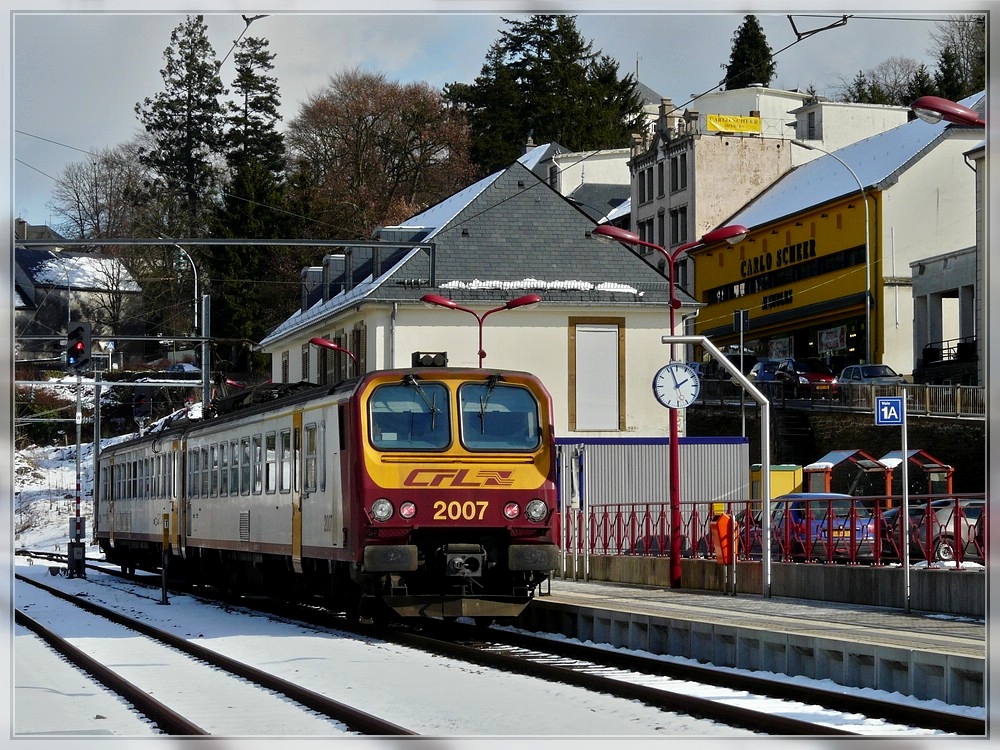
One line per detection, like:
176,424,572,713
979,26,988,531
65,322,92,371
133,386,153,420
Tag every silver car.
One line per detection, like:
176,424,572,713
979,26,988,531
838,364,905,405
838,364,905,385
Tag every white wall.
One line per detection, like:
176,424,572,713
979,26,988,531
877,131,980,372
391,304,690,439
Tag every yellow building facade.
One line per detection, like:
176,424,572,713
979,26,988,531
692,194,876,369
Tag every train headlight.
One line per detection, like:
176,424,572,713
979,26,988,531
399,501,417,519
503,502,520,519
525,499,548,523
371,498,394,522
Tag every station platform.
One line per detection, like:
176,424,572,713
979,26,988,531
520,577,985,708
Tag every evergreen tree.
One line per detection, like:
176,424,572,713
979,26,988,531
722,15,775,90
934,46,966,102
905,64,938,103
134,15,228,236
210,35,291,371
445,15,643,174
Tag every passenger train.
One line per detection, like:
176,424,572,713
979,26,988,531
95,368,561,622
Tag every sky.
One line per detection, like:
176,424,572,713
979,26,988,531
5,1,990,229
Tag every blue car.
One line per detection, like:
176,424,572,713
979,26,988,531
770,493,875,562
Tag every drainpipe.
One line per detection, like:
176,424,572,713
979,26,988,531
390,303,397,368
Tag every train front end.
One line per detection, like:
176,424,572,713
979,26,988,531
353,368,560,620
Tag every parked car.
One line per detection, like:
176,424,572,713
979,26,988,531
166,362,201,374
881,498,984,564
838,364,905,387
631,534,693,557
774,358,839,399
690,362,712,380
749,359,779,383
770,492,875,562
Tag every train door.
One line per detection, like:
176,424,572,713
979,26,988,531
174,439,187,558
291,410,303,574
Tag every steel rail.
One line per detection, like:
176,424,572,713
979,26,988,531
16,574,418,737
15,608,208,735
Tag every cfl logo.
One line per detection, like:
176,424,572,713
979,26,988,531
403,469,515,488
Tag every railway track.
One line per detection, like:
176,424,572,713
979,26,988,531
16,573,416,737
418,621,986,736
16,551,983,737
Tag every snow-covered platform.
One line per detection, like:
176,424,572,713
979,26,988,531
522,577,985,708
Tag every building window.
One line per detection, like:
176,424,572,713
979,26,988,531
301,343,310,382
657,162,665,197
670,153,688,192
670,206,688,245
807,111,820,140
281,352,289,382
569,318,625,431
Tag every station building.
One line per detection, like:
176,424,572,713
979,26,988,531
690,92,984,376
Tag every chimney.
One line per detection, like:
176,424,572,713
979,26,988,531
300,266,323,312
322,253,345,301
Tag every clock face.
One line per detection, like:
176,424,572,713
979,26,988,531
652,362,701,409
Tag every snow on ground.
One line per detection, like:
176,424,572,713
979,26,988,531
9,441,987,742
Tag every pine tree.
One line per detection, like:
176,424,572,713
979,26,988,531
934,46,966,101
905,65,938,103
134,15,227,236
209,35,291,370
445,15,643,174
722,15,775,90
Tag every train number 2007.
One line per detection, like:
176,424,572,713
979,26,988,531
433,500,489,521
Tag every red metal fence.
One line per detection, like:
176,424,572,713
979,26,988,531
564,494,986,567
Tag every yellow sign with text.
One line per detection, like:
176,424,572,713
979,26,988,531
706,114,761,134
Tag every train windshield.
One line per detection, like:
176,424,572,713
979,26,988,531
370,381,450,450
459,380,541,451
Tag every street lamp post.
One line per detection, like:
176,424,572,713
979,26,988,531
910,95,985,126
791,140,872,364
420,293,542,367
309,337,358,379
592,223,748,588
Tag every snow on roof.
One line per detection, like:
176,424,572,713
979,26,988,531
22,249,141,292
519,142,553,170
440,279,641,295
728,92,984,230
393,171,501,241
388,144,563,240
602,196,631,223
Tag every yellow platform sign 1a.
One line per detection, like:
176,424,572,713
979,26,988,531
706,114,761,134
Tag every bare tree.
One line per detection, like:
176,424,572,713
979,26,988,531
285,68,475,239
929,14,986,94
835,56,922,104
49,141,149,240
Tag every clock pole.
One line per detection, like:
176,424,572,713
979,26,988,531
593,223,748,588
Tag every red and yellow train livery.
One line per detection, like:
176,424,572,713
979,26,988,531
96,368,560,622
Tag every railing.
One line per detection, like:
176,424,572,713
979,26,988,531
565,495,986,568
696,379,985,418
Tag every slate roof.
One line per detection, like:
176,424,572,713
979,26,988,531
567,183,630,222
261,154,683,346
724,92,985,230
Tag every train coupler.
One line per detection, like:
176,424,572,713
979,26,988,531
441,544,485,578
